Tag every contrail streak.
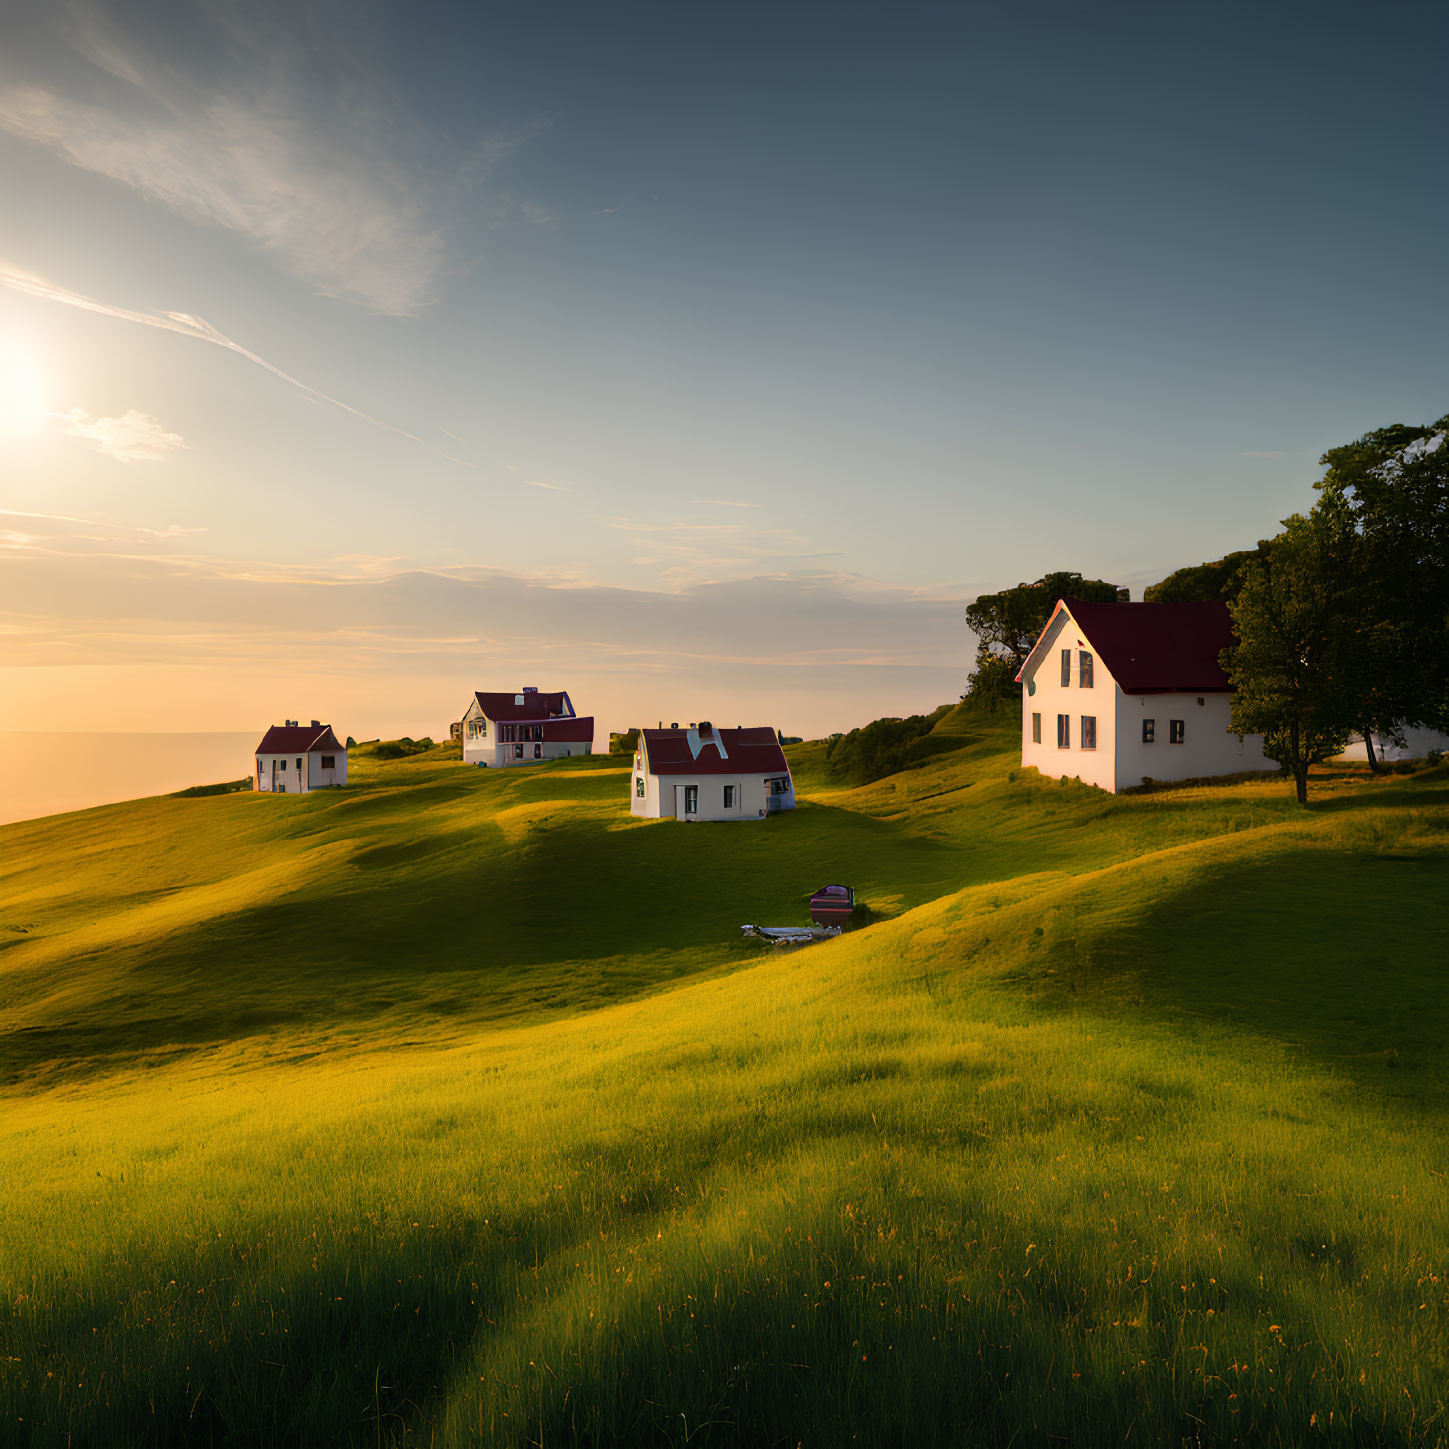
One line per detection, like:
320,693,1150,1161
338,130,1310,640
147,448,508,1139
1,258,473,465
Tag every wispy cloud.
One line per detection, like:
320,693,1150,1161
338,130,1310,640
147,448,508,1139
489,193,559,228
697,498,757,509
0,257,473,464
58,407,185,462
525,479,569,492
0,4,457,314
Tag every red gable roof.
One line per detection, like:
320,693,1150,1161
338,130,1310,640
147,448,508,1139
255,724,342,755
640,726,790,777
1055,597,1236,693
542,716,594,743
473,690,573,721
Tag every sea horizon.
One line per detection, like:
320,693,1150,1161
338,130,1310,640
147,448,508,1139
0,731,264,826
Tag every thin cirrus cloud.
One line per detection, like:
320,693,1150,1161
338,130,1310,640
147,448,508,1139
0,3,448,315
0,257,470,464
58,407,185,463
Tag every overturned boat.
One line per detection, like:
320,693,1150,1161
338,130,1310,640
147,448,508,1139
740,923,841,947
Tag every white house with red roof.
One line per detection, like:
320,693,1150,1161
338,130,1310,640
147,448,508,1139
631,723,795,820
460,687,595,767
1015,598,1275,793
254,720,347,794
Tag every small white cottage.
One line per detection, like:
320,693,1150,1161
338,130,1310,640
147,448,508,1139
631,723,795,820
460,687,594,767
254,720,347,794
1015,598,1276,793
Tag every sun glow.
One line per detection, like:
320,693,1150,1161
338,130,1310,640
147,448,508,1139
1,342,45,434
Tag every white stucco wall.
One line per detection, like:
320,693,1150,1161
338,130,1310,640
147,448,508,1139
1019,612,1118,791
306,748,347,790
629,758,793,820
1112,691,1272,788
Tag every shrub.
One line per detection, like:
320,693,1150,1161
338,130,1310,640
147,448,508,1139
822,706,953,784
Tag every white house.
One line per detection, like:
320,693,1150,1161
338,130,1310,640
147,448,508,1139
460,687,595,767
1338,726,1449,763
1015,598,1276,793
254,720,347,794
631,723,796,821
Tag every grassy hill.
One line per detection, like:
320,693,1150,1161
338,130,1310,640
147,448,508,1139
3,708,1446,1446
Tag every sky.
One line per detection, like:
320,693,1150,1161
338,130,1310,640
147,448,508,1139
1,0,1446,743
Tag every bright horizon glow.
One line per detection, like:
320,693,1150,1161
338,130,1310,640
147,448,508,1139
0,340,44,435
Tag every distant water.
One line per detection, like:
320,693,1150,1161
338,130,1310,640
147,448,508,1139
0,733,261,826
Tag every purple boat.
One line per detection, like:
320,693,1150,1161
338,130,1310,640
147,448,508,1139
809,883,855,927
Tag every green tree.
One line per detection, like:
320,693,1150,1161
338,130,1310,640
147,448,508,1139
962,643,1019,711
1223,513,1357,805
1312,414,1449,760
965,571,1123,683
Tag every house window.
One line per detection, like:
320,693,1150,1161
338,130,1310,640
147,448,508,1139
320,755,335,769
1057,714,1070,748
533,743,542,758
1031,711,1041,744
1079,651,1094,689
768,776,790,795
514,743,524,759
635,776,645,798
1143,719,1155,744
1169,720,1185,744
723,785,735,808
479,719,487,736
1080,716,1096,750
295,758,302,772
1060,649,1071,687
685,785,698,814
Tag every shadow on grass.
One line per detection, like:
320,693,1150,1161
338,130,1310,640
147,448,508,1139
1036,846,1449,1108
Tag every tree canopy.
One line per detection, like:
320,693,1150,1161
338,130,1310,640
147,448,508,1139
965,572,1124,670
1143,545,1272,604
1223,512,1358,804
1312,415,1449,741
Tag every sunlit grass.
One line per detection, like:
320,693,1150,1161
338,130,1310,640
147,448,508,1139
2,716,1445,1444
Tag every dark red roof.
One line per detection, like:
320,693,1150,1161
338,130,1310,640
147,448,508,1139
1056,597,1236,693
640,726,790,777
255,724,342,755
473,690,574,721
542,716,594,743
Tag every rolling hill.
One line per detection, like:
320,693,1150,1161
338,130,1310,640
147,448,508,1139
3,706,1446,1446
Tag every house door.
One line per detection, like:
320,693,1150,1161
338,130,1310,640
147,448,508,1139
674,784,698,820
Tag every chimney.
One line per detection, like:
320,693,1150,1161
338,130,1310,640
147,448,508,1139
310,719,321,727
522,685,538,693
670,722,678,730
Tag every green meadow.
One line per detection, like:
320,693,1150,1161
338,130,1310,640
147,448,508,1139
2,706,1446,1446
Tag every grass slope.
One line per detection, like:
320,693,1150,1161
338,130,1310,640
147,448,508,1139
2,711,1446,1446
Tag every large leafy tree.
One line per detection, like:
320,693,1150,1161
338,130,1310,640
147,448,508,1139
1224,512,1359,804
965,571,1123,673
1311,415,1449,757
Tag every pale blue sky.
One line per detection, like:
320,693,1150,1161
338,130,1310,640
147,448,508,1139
1,0,1445,738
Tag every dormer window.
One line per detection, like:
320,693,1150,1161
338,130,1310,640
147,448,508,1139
1079,651,1094,689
